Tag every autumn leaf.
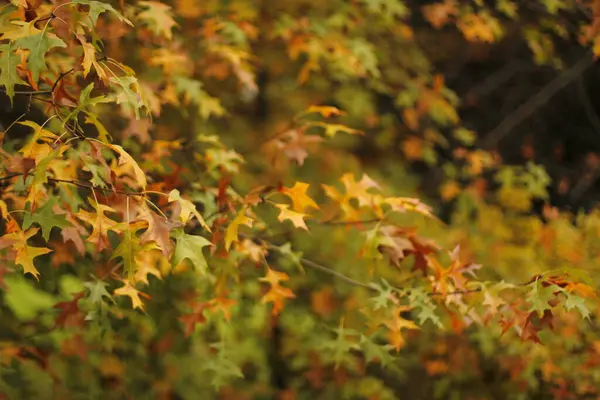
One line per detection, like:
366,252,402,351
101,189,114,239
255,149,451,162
275,204,309,230
225,208,253,250
114,280,147,310
281,182,319,212
136,204,179,256
0,43,26,104
422,0,457,29
75,201,121,252
171,229,212,273
76,34,108,81
137,1,178,40
260,267,296,315
107,144,147,189
385,305,420,351
22,197,70,241
72,0,133,27
110,76,147,120
168,189,210,230
0,227,52,279
111,222,160,279
306,105,344,118
12,25,66,83
17,120,59,161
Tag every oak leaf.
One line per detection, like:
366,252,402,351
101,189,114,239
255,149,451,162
260,267,295,315
281,182,319,212
114,280,147,310
224,209,253,250
275,204,309,230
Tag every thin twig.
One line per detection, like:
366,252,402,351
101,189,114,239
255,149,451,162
481,54,595,149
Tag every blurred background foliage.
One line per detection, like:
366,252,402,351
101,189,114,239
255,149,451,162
3,0,600,399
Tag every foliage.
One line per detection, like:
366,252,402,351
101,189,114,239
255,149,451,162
0,0,600,398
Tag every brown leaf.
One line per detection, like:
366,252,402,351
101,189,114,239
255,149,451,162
53,292,85,329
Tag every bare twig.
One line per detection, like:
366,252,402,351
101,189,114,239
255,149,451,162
481,54,595,149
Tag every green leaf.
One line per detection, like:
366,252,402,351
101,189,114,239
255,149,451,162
4,274,56,320
173,76,225,120
72,0,133,27
0,43,26,105
22,197,70,241
527,280,556,318
110,76,146,119
111,224,159,279
112,227,139,279
83,279,112,304
409,287,443,328
276,242,304,273
452,128,477,146
14,31,66,82
171,229,212,273
360,335,394,367
563,291,591,320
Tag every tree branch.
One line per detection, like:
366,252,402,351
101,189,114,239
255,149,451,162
480,54,595,149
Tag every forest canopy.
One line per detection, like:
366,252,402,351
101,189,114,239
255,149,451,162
1,0,600,398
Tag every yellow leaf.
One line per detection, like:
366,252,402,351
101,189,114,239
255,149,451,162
281,182,319,212
323,123,363,138
306,105,344,118
225,208,253,250
107,144,147,190
114,280,146,310
260,267,295,315
168,189,209,231
77,35,108,81
17,120,58,161
275,204,308,230
16,244,52,279
138,1,178,40
10,0,27,9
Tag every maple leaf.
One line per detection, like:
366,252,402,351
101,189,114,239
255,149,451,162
225,209,253,250
114,280,147,310
22,197,70,241
171,229,212,273
281,182,319,212
0,43,26,104
137,1,178,40
275,204,309,230
260,267,296,315
168,189,210,230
